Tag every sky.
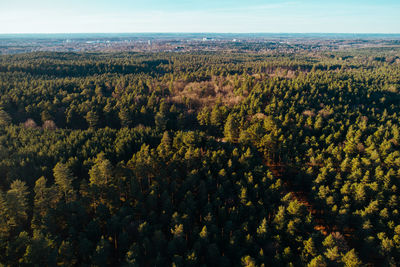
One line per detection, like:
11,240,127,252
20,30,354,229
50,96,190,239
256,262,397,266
0,0,399,34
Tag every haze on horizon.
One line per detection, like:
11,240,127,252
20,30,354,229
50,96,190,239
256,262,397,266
1,0,399,34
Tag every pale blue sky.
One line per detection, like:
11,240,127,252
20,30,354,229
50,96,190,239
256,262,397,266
0,0,399,33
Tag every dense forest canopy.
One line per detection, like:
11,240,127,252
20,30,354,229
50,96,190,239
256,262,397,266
0,49,399,266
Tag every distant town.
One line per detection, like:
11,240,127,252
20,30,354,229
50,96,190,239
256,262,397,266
1,33,400,54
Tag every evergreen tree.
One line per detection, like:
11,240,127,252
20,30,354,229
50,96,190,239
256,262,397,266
53,162,75,202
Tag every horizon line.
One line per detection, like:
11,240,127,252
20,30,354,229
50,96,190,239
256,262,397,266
1,32,400,35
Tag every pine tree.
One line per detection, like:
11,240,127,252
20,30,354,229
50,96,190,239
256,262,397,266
308,255,327,267
342,249,362,267
0,109,11,126
89,153,113,187
118,107,132,127
199,226,208,239
0,191,9,237
86,110,99,129
53,162,75,202
241,255,257,267
256,218,268,238
224,114,240,142
32,177,50,228
6,180,29,228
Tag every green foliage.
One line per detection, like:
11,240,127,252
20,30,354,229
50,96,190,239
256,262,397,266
53,162,75,202
342,249,362,267
0,49,399,265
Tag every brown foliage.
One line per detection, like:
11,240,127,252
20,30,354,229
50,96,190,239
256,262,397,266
24,118,37,128
42,120,57,130
169,76,243,108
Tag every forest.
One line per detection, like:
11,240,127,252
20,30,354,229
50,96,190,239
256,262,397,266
0,49,399,266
